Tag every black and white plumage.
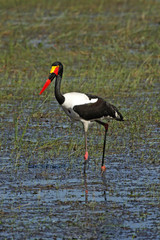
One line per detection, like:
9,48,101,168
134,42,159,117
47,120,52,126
40,61,124,171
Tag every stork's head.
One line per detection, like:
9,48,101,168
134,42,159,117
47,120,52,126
39,61,63,95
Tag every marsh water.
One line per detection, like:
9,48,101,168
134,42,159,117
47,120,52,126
1,86,159,240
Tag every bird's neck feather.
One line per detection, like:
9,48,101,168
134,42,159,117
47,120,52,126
55,75,65,105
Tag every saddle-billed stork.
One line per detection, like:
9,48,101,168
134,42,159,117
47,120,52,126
39,61,124,171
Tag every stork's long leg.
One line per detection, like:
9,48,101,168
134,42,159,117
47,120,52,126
95,120,109,170
83,122,89,161
84,130,88,161
102,126,108,167
83,130,88,173
83,122,89,173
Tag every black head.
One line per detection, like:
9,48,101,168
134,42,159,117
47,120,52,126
50,61,63,77
39,61,63,95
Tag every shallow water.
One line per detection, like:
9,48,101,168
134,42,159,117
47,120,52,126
0,90,159,239
0,156,159,239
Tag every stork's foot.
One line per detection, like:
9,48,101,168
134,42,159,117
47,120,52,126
83,151,89,173
84,151,88,161
101,165,106,172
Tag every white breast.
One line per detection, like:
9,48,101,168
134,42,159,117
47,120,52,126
61,92,98,122
62,92,98,109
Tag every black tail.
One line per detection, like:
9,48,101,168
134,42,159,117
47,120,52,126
105,102,124,121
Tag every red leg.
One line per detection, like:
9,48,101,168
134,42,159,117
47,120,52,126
84,151,88,160
84,131,88,160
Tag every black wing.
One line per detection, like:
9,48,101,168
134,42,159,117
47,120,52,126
73,96,123,121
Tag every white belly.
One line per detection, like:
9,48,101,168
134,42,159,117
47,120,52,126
62,105,81,121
